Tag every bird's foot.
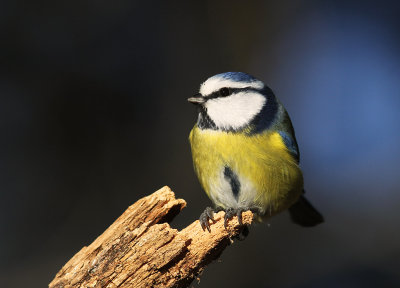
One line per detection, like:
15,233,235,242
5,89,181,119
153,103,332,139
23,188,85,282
200,206,257,233
224,208,252,241
224,207,246,228
199,207,216,232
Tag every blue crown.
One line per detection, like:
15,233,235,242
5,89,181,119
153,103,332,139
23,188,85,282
212,72,258,83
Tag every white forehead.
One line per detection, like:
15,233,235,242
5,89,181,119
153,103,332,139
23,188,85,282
199,76,264,96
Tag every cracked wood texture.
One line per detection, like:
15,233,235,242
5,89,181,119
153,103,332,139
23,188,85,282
49,186,253,288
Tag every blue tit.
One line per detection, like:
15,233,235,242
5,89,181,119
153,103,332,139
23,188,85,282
188,72,324,231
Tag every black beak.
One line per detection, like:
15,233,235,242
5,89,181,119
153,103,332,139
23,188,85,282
187,93,205,104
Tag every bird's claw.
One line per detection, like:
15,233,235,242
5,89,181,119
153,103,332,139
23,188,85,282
200,206,251,231
224,208,245,228
199,207,215,232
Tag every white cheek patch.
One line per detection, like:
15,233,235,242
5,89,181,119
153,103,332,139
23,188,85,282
205,92,266,130
200,78,264,96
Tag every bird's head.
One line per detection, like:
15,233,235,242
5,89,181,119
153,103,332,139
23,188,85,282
188,72,278,131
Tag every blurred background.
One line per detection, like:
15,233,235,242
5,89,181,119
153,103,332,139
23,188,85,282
1,0,400,287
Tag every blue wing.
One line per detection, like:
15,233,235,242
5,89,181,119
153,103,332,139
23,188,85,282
278,130,300,162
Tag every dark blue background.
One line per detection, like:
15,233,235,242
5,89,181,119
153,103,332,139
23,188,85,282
1,1,400,287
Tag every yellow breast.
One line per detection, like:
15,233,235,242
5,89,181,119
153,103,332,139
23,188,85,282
189,126,303,216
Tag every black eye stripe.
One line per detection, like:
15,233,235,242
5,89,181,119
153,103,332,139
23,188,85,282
205,87,262,99
219,87,230,97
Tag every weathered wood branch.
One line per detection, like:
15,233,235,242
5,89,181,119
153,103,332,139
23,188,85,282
49,186,253,288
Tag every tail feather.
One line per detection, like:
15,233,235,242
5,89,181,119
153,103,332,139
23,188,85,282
289,195,324,227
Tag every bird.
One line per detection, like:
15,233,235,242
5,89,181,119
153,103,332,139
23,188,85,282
188,72,324,232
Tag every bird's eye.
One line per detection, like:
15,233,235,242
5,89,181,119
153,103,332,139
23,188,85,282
219,87,231,97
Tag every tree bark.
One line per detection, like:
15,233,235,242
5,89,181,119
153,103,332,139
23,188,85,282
49,186,253,288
